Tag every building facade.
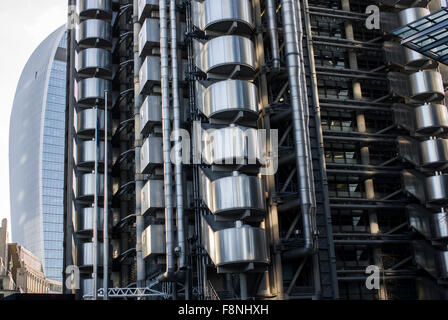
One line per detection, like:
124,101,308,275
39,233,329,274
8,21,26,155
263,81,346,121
9,26,67,282
0,219,62,298
64,0,448,300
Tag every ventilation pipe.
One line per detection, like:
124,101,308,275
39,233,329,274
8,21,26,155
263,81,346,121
266,0,280,70
133,0,146,287
170,0,186,272
280,0,316,258
158,0,176,281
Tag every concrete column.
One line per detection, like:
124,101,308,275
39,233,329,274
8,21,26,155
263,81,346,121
341,0,387,300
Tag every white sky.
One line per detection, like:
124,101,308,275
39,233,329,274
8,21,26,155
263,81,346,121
0,1,67,235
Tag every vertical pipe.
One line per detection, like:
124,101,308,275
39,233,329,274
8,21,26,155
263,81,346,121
103,91,109,300
293,0,321,298
266,0,280,70
170,0,186,271
93,106,99,300
64,0,76,295
159,0,176,281
239,273,248,300
280,0,315,256
302,0,339,299
133,0,146,288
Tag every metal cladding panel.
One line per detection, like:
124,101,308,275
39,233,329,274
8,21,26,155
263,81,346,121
192,0,254,35
74,140,105,167
141,179,164,215
138,0,159,23
415,104,448,135
201,216,269,269
200,171,266,215
78,242,103,266
413,240,448,279
194,36,256,79
80,277,103,296
140,95,162,135
75,77,112,105
397,136,420,167
393,103,415,132
425,174,448,204
419,139,448,169
77,0,112,20
142,225,166,259
215,226,269,267
409,71,445,102
139,56,161,95
74,207,104,233
196,80,259,121
141,135,163,173
138,18,160,57
393,103,448,136
201,125,261,166
402,169,427,203
413,240,439,278
75,173,105,200
76,19,112,48
408,204,448,240
76,48,112,78
398,7,430,26
416,276,448,300
404,47,433,68
75,108,109,135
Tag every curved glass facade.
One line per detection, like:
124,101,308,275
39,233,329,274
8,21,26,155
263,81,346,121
9,26,67,282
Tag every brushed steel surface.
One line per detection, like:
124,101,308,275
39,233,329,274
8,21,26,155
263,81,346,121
141,135,163,173
194,35,256,79
141,179,165,215
75,139,105,167
75,77,112,105
77,0,112,20
200,171,266,216
200,125,261,166
74,207,104,233
409,71,445,102
196,80,259,122
140,95,162,135
192,0,254,35
76,19,112,48
398,7,430,26
201,216,269,268
142,224,166,259
75,173,105,200
78,242,104,266
76,48,112,78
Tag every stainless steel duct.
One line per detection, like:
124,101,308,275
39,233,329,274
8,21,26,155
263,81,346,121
170,0,186,270
158,0,175,280
280,0,315,257
266,0,280,70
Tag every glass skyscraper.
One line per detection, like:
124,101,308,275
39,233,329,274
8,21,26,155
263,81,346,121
9,26,67,282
